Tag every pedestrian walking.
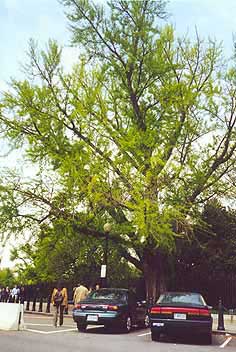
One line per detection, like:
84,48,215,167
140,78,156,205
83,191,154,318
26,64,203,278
51,282,68,327
1,287,7,302
88,282,100,294
5,287,10,302
88,285,93,295
73,283,89,305
9,287,16,303
95,283,100,291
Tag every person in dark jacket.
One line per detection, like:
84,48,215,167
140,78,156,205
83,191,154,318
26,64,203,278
19,286,26,305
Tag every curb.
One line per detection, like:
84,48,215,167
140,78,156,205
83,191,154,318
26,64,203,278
24,311,73,318
212,330,236,337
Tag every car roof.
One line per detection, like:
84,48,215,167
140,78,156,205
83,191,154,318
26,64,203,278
161,292,202,296
98,288,129,292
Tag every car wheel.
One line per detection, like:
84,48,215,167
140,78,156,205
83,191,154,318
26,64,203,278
77,322,87,332
123,315,132,333
151,331,160,341
203,333,212,345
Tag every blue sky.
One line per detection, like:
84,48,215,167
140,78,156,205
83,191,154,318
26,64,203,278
0,0,69,89
0,0,236,267
168,0,236,54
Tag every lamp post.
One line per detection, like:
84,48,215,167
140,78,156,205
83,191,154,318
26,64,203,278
101,223,111,288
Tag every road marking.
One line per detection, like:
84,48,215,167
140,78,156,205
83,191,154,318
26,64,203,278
26,323,76,327
45,328,77,334
137,332,151,337
25,329,49,334
25,328,77,335
219,336,232,348
26,324,54,327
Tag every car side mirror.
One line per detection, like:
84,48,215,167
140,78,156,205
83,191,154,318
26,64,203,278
207,305,213,310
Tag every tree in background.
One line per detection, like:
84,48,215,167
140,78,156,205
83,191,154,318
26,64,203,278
1,0,236,299
176,200,236,275
12,220,140,286
0,268,15,288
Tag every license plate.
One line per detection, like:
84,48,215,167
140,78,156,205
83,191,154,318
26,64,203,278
153,322,164,327
174,313,186,320
87,315,98,322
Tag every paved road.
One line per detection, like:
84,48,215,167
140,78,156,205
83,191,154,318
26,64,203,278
0,314,235,352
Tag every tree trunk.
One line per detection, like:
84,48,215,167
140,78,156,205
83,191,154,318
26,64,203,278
142,251,167,304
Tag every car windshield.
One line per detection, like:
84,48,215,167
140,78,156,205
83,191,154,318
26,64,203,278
157,293,206,306
88,289,127,302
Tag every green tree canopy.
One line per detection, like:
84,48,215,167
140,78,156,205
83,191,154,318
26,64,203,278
12,219,140,286
0,268,15,287
177,200,236,274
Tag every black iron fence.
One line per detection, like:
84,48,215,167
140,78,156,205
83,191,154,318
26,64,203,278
16,278,146,314
22,282,76,313
170,266,236,309
5,270,236,312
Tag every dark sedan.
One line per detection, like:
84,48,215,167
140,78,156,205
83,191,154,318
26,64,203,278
150,292,212,344
72,288,149,333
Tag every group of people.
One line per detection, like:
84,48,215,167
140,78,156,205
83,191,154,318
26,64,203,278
0,285,25,304
51,282,100,327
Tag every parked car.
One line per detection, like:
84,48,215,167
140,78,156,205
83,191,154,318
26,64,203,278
72,288,149,333
149,292,212,344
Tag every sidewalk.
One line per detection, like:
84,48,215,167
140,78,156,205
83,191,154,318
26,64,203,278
23,303,236,336
212,313,236,336
23,302,74,315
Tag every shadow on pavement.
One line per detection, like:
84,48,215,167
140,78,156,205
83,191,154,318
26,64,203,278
81,326,148,335
155,333,225,346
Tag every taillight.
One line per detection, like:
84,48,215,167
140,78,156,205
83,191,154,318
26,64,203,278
150,307,161,314
75,304,81,309
199,309,210,316
161,309,173,315
107,305,118,311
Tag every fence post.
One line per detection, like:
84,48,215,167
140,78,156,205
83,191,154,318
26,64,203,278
38,296,43,312
32,296,36,311
217,298,225,331
46,294,51,313
25,286,32,311
229,309,234,323
26,299,30,311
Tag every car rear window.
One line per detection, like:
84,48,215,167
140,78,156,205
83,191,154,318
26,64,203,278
157,293,206,306
88,289,127,302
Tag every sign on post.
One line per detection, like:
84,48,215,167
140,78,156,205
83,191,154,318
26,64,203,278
100,264,107,278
